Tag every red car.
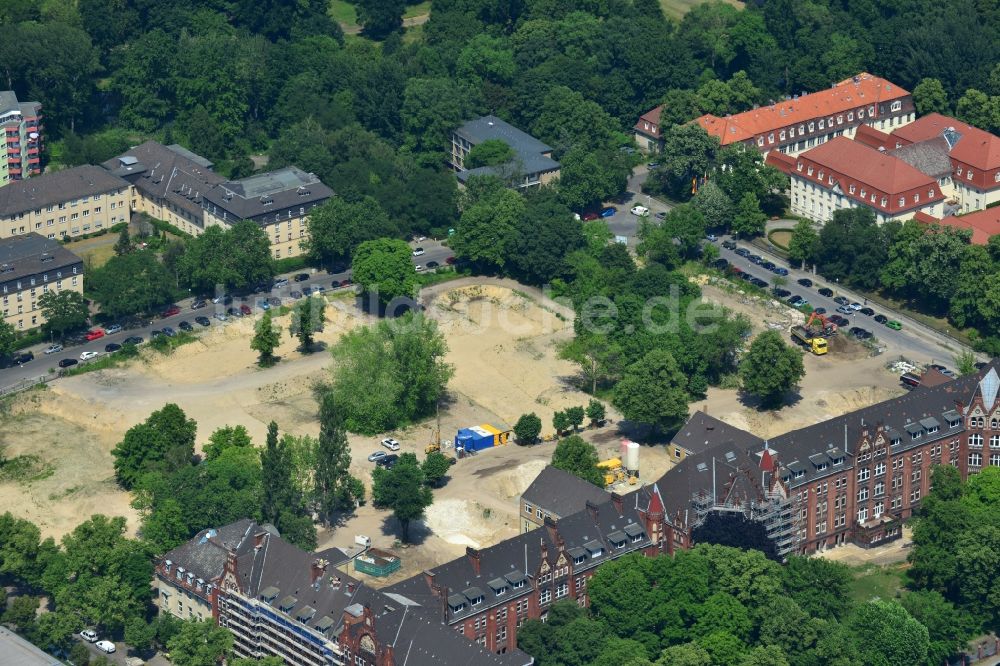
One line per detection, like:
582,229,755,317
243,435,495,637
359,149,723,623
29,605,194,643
162,305,180,317
85,329,105,341
240,304,252,316
445,256,456,265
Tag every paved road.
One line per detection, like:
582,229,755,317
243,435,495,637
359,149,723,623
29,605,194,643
714,236,972,366
0,240,452,389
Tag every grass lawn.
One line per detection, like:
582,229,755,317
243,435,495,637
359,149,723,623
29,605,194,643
848,563,907,604
402,23,424,45
660,0,743,20
769,229,793,250
328,0,358,25
403,1,432,19
63,236,117,270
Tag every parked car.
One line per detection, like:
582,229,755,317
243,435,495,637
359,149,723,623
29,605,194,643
240,304,252,316
761,261,776,271
44,344,63,355
267,297,281,306
150,330,163,338
445,256,456,265
886,320,902,330
162,305,181,317
900,372,921,389
178,320,193,332
104,343,122,353
734,248,751,258
191,300,207,309
80,351,100,361
836,305,854,314
787,295,804,306
818,287,834,297
123,336,144,345
214,312,228,322
751,277,768,289
376,454,399,468
833,296,851,305
797,278,813,287
195,316,211,327
849,302,863,311
412,247,425,256
859,307,875,316
706,233,718,242
58,358,78,368
294,273,309,282
161,326,176,337
426,261,440,269
712,258,729,270
272,278,289,288
874,314,888,324
773,267,789,276
630,205,650,216
367,451,387,462
13,352,33,364
258,299,270,310
80,630,99,643
85,329,105,341
580,211,600,221
654,211,667,220
95,640,116,654
381,438,401,451
600,206,617,218
812,307,826,315
829,315,849,327
414,264,424,271
211,294,230,304
290,290,303,299
227,307,242,318
722,240,737,250
772,288,791,298
105,324,123,335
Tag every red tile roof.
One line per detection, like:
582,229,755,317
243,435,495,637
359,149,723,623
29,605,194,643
914,208,1000,245
635,105,664,138
800,137,937,195
695,73,909,146
854,124,892,150
893,113,1000,171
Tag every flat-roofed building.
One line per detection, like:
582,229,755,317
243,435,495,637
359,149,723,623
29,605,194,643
0,233,83,331
0,90,43,186
0,165,131,240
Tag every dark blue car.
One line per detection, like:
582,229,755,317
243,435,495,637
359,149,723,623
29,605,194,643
600,206,617,218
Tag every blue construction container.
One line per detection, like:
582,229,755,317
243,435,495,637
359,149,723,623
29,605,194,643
456,426,495,452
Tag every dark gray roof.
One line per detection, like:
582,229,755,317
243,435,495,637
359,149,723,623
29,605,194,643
0,234,82,284
454,115,561,178
671,411,763,456
103,140,224,224
202,166,333,222
0,165,129,217
521,465,610,517
889,136,954,179
162,518,257,582
0,91,19,116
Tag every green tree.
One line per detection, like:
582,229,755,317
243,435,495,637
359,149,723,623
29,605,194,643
251,310,281,366
661,204,708,259
954,350,978,376
452,187,525,271
261,421,295,525
370,454,432,542
585,399,606,426
551,435,603,487
552,410,571,436
356,0,405,39
3,594,38,629
181,222,274,294
38,290,90,339
956,89,1000,134
913,78,951,116
787,219,820,267
290,296,324,351
87,250,174,319
314,394,363,517
731,192,767,238
556,147,630,211
112,404,196,489
401,78,470,159
848,600,930,666
613,349,690,434
565,405,585,432
692,181,734,230
652,124,719,200
0,320,15,359
513,412,542,444
305,197,397,268
166,619,234,666
779,556,852,620
329,313,452,434
422,451,452,487
512,188,586,285
900,590,975,666
69,642,91,666
352,238,418,308
739,331,805,408
113,226,133,256
657,643,711,666
202,425,253,462
124,616,157,654
466,139,515,168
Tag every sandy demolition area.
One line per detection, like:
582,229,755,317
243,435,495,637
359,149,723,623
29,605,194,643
0,277,905,569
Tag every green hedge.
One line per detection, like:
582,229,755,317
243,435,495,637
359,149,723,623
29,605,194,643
13,329,47,351
274,256,309,274
59,222,128,245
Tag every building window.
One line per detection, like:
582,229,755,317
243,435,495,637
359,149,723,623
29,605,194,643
858,487,869,502
757,137,764,147
970,453,983,467
524,503,533,514
880,197,888,207
968,170,974,180
970,433,984,448
857,467,870,482
779,130,786,141
539,589,551,605
858,507,868,522
874,481,885,497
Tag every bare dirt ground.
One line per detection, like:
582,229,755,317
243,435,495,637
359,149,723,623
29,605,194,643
0,277,905,570
817,525,914,566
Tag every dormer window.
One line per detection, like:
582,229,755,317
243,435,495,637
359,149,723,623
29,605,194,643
818,171,824,181
808,122,815,132
796,163,803,172
849,185,856,194
807,167,814,176
793,469,805,479
848,112,854,121
513,580,524,589
799,125,805,135
758,137,764,147
890,101,901,112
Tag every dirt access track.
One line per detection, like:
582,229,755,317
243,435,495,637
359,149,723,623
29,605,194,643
0,277,906,580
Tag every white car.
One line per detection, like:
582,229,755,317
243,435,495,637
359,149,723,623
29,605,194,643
367,451,387,462
630,205,650,216
849,302,863,311
380,438,401,451
414,264,424,271
95,640,116,654
80,629,98,643
104,324,123,335
80,351,100,361
412,247,425,256
44,344,63,355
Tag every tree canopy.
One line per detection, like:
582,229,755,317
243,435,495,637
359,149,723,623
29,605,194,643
551,435,603,487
